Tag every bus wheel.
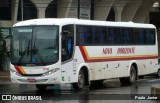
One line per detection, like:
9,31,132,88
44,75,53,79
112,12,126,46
156,69,160,78
36,84,47,90
72,70,85,90
127,65,136,84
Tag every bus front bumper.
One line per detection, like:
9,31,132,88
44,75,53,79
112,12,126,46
10,72,62,84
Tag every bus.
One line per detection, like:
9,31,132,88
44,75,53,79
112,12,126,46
10,18,158,90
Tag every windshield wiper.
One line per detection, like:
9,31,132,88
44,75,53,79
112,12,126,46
32,34,46,66
17,39,30,65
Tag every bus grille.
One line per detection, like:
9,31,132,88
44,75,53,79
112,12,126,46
18,79,48,83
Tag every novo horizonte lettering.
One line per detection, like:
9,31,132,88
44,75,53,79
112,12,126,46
102,47,135,55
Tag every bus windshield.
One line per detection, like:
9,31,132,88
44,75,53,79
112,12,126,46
11,26,59,66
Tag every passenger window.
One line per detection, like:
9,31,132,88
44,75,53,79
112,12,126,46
92,26,105,44
139,29,145,44
121,28,130,44
76,26,92,45
108,27,114,45
145,29,155,45
133,28,140,44
150,29,155,45
114,28,121,44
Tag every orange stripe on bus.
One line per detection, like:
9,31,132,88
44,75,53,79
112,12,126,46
14,66,26,74
19,66,26,74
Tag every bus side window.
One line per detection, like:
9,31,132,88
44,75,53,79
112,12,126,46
92,26,105,45
150,29,155,45
139,29,145,44
121,28,129,45
114,27,121,44
145,29,155,45
108,27,114,45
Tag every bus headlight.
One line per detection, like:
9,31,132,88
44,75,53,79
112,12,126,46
10,69,21,76
42,68,60,76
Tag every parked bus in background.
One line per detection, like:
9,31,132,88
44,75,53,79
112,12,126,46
10,18,158,90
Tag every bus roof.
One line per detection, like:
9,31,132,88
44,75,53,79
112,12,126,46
13,18,156,29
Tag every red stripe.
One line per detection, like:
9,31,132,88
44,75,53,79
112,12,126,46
78,46,158,63
14,66,23,74
79,46,88,62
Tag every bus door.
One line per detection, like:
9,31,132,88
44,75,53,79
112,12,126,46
61,25,75,83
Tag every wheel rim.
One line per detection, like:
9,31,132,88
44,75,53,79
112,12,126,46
130,68,136,82
158,70,160,77
78,71,84,88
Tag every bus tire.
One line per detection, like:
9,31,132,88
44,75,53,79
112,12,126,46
156,69,160,78
120,66,137,85
36,84,47,90
127,65,137,84
72,70,85,90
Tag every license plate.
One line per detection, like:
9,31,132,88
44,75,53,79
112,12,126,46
27,78,36,82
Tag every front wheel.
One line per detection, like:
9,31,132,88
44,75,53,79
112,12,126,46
156,69,160,78
72,70,85,90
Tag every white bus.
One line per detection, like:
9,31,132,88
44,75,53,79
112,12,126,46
10,18,158,90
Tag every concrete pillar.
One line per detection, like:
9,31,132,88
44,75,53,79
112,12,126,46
31,0,52,18
94,0,114,21
113,0,128,21
122,0,142,22
144,15,149,23
58,0,73,18
37,8,46,18
67,0,78,18
133,0,156,23
114,7,123,21
11,0,19,24
144,14,149,23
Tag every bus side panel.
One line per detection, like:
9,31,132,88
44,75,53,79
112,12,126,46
87,63,95,81
145,45,158,75
112,61,129,78
146,59,157,75
74,44,158,81
138,60,146,76
101,62,113,79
